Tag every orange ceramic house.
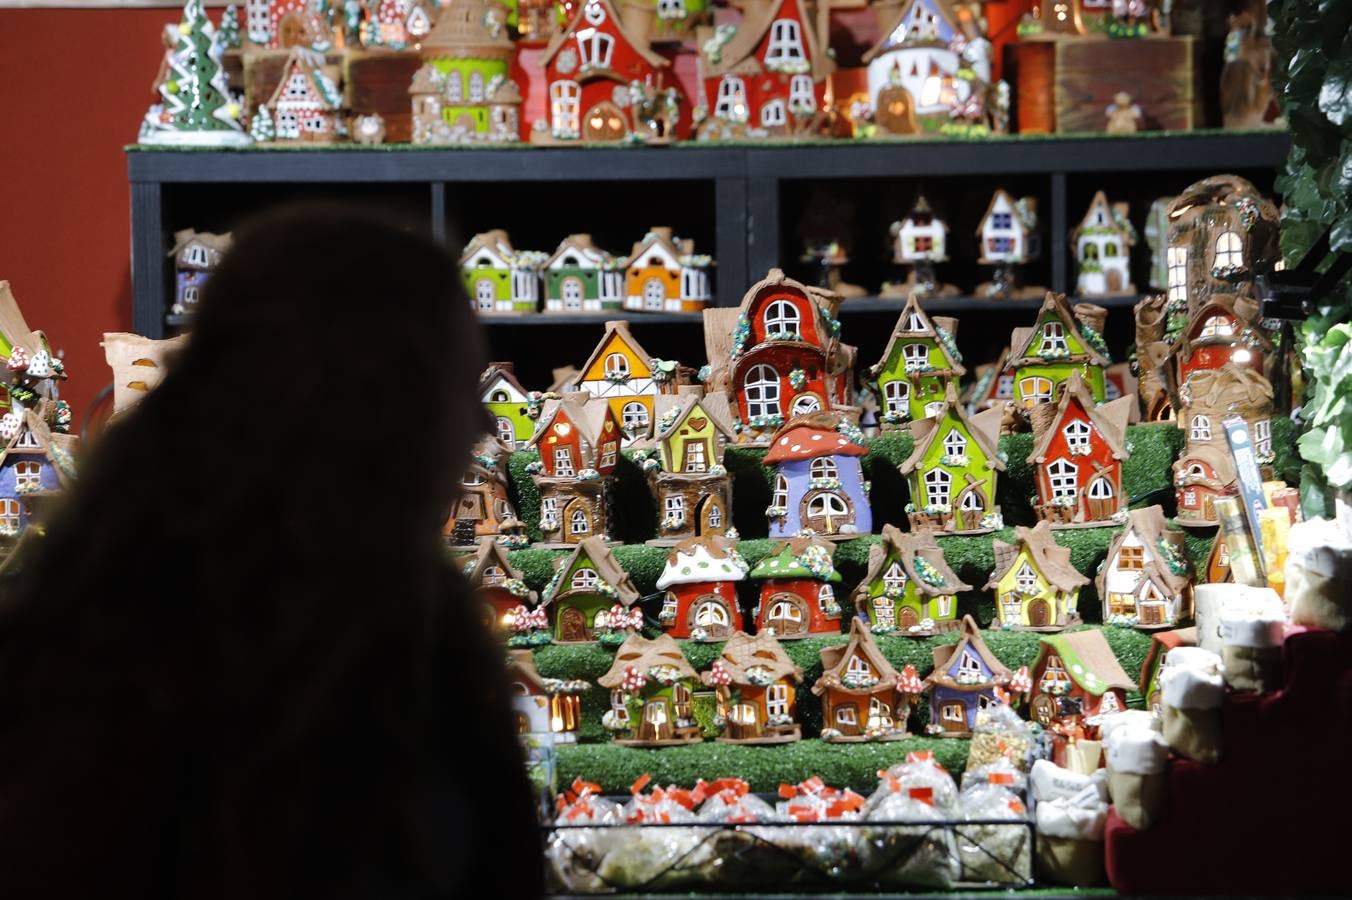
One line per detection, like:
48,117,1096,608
1173,292,1272,385
1026,630,1136,730
455,539,537,634
568,319,690,444
813,618,917,742
703,631,804,743
1027,369,1133,527
525,393,622,546
622,227,712,313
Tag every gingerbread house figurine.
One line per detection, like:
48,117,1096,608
480,362,534,449
637,389,737,543
506,650,588,741
814,618,914,742
921,614,1012,737
542,235,625,313
1025,630,1137,730
455,539,536,633
1026,368,1133,527
167,229,231,315
898,384,1006,534
703,630,804,743
886,196,956,298
764,411,871,539
852,524,970,636
409,0,520,145
524,393,623,546
460,230,544,315
244,0,333,50
0,405,77,543
1097,505,1193,629
986,521,1087,630
540,535,641,643
599,633,703,746
871,294,966,428
1173,364,1274,525
265,48,342,143
655,535,747,640
1138,627,1197,716
567,320,695,445
534,0,684,144
693,0,832,140
702,268,853,445
1164,176,1280,319
446,436,518,545
1133,296,1175,422
1009,292,1110,411
749,536,843,638
1071,191,1136,297
621,227,712,313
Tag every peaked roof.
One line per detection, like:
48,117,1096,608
1070,190,1135,244
421,0,513,55
0,282,51,364
705,0,833,80
166,228,232,260
1037,630,1138,695
899,384,1006,474
479,361,529,399
853,525,972,610
460,229,515,267
875,294,966,377
1027,368,1133,464
863,0,960,61
656,535,747,589
622,226,697,269
1010,292,1111,367
1140,626,1197,686
1096,504,1191,600
542,0,669,71
459,540,536,602
748,536,841,582
543,233,617,269
525,393,615,452
812,617,900,696
705,630,803,686
505,649,548,694
921,614,1011,690
598,633,698,687
763,411,867,464
900,195,943,229
541,535,641,606
985,521,1089,592
266,48,342,110
975,189,1036,236
649,390,737,444
569,321,654,386
0,407,77,485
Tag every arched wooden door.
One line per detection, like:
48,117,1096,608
897,606,920,630
1028,598,1052,627
1030,693,1056,725
583,103,627,141
763,592,807,637
688,595,732,639
559,606,587,642
876,86,917,134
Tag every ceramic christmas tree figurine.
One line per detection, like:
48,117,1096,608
975,190,1040,299
655,535,748,640
542,235,625,313
763,411,871,539
986,522,1088,630
167,229,231,315
540,535,642,643
702,268,852,445
140,0,250,146
1009,292,1109,411
409,0,522,145
1026,369,1133,528
1071,191,1136,296
218,4,242,48
445,436,519,546
748,536,843,639
1097,505,1193,629
852,524,970,636
621,228,712,313
636,389,737,543
920,614,1011,737
524,393,623,546
703,631,804,743
814,618,915,742
599,633,703,746
1172,364,1273,526
264,48,342,143
506,650,589,741
898,384,1006,534
1025,631,1136,729
460,231,544,315
884,196,956,298
455,539,536,635
567,320,694,445
870,293,965,429
480,361,534,449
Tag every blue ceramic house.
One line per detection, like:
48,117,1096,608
920,614,1011,737
764,412,872,539
0,407,76,539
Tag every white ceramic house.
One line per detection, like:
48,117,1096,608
862,0,989,126
893,195,948,262
977,190,1034,264
1073,191,1136,296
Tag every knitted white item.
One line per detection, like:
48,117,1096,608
1161,664,1225,710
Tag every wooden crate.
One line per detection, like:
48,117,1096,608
1006,36,1201,134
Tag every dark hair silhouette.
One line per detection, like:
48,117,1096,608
0,205,542,898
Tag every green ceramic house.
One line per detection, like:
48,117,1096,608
870,294,966,427
1008,292,1110,410
897,384,1006,533
479,361,535,449
541,234,625,313
541,536,641,643
459,230,544,314
851,524,970,636
648,0,710,40
597,632,703,745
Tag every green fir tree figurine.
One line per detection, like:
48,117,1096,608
249,104,275,142
218,4,241,49
139,0,250,145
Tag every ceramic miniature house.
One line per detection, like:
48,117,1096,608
852,525,970,636
898,385,1006,533
460,231,544,315
887,196,954,297
966,347,1015,414
265,48,342,143
1204,532,1232,584
540,535,641,643
525,393,623,546
694,0,831,140
535,0,683,144
814,618,913,742
599,633,703,746
977,190,1038,265
703,268,853,444
1097,505,1193,629
0,284,69,424
748,536,843,639
409,0,520,145
0,406,76,542
764,411,871,539
1139,627,1197,716
986,521,1088,630
1071,191,1136,296
507,650,588,741
1026,369,1133,527
244,0,332,48
871,294,966,427
921,614,1012,737
1009,292,1109,410
542,235,625,313
361,0,424,48
622,227,712,313
446,436,518,545
167,229,231,315
1173,364,1274,525
456,539,536,632
567,320,692,445
655,536,747,640
1171,290,1271,388
638,389,737,543
1026,630,1137,729
703,631,803,743
480,361,534,449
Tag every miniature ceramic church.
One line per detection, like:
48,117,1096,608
852,524,970,636
540,535,641,643
599,633,703,746
703,631,804,744
1173,364,1274,525
445,435,519,545
479,361,534,449
1026,369,1133,527
886,196,956,298
871,294,965,427
986,521,1087,630
748,536,843,639
637,389,737,543
460,230,544,314
898,384,1006,533
655,535,748,640
455,539,536,634
524,393,622,546
764,411,872,539
814,618,916,742
1071,191,1136,296
621,227,712,313
921,614,1012,737
1025,630,1136,729
167,229,231,314
506,650,588,741
566,320,692,446
1097,505,1193,629
1009,291,1109,410
542,235,625,313
408,0,521,145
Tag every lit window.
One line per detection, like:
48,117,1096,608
923,467,951,507
745,364,781,417
13,461,40,490
1190,415,1211,441
883,379,910,414
763,299,801,336
942,429,967,457
809,457,838,480
683,440,707,473
714,76,748,121
765,18,804,63
1015,562,1038,592
1039,321,1067,353
483,565,506,586
694,601,727,627
1119,546,1144,570
549,81,580,136
1199,315,1234,338
836,705,857,726
882,562,906,593
604,353,630,376
1048,459,1078,499
1020,377,1053,406
1214,231,1243,269
1064,420,1091,449
599,442,617,468
1167,246,1188,303
572,567,599,590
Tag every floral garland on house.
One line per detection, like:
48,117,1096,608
1079,324,1111,359
604,370,632,384
939,453,970,466
650,359,679,383
1035,345,1071,360
1156,537,1188,576
765,57,811,75
1211,261,1247,280
840,670,880,690
576,468,601,481
788,368,808,390
745,666,775,686
797,544,835,580
765,505,788,519
729,316,752,359
912,556,946,588
933,325,963,363
497,532,530,550
525,459,545,475
820,592,842,616
807,477,842,491
1234,196,1260,231
542,677,591,695
660,513,685,532
648,664,687,686
697,364,712,383
746,413,785,431
765,329,801,343
980,510,1004,530
502,577,532,598
701,24,736,65
836,420,866,446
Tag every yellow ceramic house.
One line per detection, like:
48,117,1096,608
569,320,687,445
985,521,1088,631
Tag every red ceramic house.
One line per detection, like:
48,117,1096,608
454,539,536,634
1174,293,1272,384
654,535,748,641
1028,369,1133,527
528,394,621,479
748,536,843,639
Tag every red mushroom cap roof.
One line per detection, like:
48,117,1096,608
763,421,867,464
